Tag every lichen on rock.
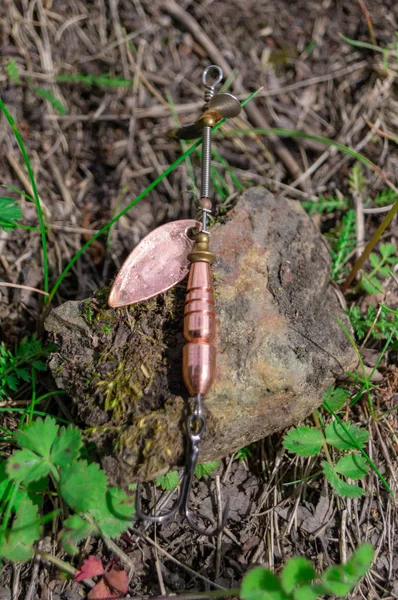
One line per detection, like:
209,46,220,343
45,187,356,485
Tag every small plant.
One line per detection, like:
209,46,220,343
283,386,370,498
194,460,219,478
235,445,253,462
348,162,367,196
360,242,398,294
373,187,398,207
330,210,356,281
0,336,52,400
155,461,220,491
241,543,373,600
302,195,349,215
0,416,135,561
5,59,20,84
34,88,67,115
156,471,180,491
349,304,398,345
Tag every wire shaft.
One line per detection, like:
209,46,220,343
200,126,211,199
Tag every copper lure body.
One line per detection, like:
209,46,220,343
182,261,216,396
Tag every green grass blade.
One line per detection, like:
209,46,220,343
48,88,263,302
0,100,49,298
0,222,41,232
2,184,34,203
0,407,69,425
339,33,386,54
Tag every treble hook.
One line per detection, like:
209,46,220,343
135,397,229,535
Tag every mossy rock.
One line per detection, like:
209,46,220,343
45,187,356,486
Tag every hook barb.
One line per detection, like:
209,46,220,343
135,407,229,536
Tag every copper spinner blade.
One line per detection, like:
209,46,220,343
108,220,200,307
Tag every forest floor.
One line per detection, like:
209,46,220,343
0,0,397,599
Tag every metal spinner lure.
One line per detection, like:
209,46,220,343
109,66,241,535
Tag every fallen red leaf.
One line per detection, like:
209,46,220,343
75,556,104,582
87,578,120,600
75,556,129,599
104,567,129,594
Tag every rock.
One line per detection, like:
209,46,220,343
45,187,356,485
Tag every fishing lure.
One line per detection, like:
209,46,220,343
109,65,241,535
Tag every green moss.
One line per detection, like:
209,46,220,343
83,299,94,323
119,396,185,479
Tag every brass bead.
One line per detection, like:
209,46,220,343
188,232,216,263
201,114,217,128
195,232,209,245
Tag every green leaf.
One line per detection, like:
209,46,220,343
5,374,18,391
15,367,31,382
32,360,47,371
50,425,82,466
321,544,372,600
91,487,135,537
361,275,383,294
322,386,349,412
5,59,20,84
369,253,381,268
0,496,41,562
281,557,316,593
331,209,356,280
349,162,366,195
344,543,373,580
0,197,23,231
283,426,323,456
15,416,58,458
60,514,94,555
302,196,348,215
6,449,52,484
378,266,392,277
194,461,219,478
293,584,326,600
0,462,46,509
34,87,67,115
0,462,28,511
380,243,396,259
335,454,369,479
322,462,365,498
156,471,179,491
241,566,290,600
321,565,353,596
24,476,48,507
325,421,369,450
234,445,252,462
60,460,108,512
